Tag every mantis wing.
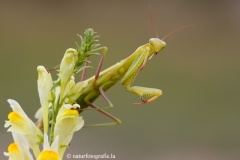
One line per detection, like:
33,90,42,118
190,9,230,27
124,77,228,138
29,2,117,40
121,47,150,86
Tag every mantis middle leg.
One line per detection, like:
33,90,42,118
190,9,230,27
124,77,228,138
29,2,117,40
82,53,115,111
80,50,121,127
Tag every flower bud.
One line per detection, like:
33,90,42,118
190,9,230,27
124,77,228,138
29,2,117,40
59,48,78,102
37,66,53,134
65,80,88,104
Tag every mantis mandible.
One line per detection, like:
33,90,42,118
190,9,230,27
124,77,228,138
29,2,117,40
77,24,193,127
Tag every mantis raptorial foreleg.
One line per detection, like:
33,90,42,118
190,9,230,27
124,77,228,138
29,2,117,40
121,46,162,105
129,86,162,105
131,46,149,84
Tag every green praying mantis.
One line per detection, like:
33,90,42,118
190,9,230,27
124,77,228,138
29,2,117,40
35,11,193,129
77,38,164,127
76,25,193,127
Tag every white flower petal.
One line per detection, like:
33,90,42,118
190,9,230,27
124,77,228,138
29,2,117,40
3,152,9,156
7,124,27,135
4,121,11,128
51,135,59,153
34,106,43,119
38,134,61,160
73,104,80,109
43,133,50,150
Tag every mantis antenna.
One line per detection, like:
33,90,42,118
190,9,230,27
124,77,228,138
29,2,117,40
148,6,193,40
162,25,194,40
148,5,159,38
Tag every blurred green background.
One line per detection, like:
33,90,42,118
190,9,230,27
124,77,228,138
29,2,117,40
1,1,240,160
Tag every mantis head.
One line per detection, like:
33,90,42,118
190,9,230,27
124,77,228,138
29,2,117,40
149,38,166,55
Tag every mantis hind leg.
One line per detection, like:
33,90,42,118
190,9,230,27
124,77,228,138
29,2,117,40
83,83,118,127
83,84,114,111
83,100,121,128
81,57,89,81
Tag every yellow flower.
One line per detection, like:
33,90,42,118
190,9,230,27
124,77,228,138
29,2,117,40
4,99,42,157
37,134,61,160
4,143,21,160
4,133,33,160
54,104,84,157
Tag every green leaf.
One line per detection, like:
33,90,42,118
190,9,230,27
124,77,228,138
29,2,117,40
75,66,92,74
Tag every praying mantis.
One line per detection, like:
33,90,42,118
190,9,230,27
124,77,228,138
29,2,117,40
77,37,165,127
76,25,193,127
